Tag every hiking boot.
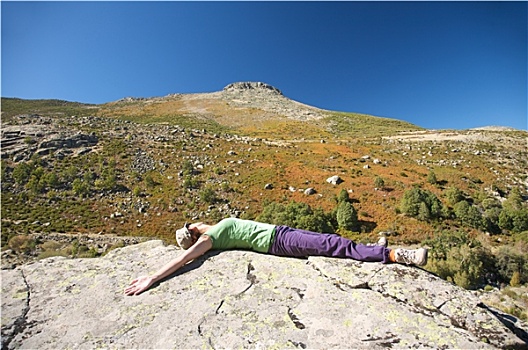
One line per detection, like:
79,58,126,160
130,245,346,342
377,236,388,247
394,248,428,266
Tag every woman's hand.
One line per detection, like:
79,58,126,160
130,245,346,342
124,276,156,296
124,235,213,296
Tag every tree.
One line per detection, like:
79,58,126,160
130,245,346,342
424,230,492,290
427,170,438,185
454,200,484,230
511,209,528,233
297,208,334,233
503,188,523,212
257,201,336,233
400,187,443,221
498,210,514,231
418,202,431,221
337,189,350,203
336,201,358,231
495,246,527,285
499,189,528,233
499,208,528,233
445,187,464,206
483,206,502,234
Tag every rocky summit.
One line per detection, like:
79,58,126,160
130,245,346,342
2,240,527,349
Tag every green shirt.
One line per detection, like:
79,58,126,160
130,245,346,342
205,218,276,253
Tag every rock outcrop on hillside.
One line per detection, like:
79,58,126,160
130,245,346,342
1,114,98,162
223,82,283,95
2,241,526,349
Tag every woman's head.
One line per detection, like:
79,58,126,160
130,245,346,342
175,223,201,249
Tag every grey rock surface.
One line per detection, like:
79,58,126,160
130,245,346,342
1,240,526,349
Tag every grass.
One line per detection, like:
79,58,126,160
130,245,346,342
323,112,423,138
1,97,98,122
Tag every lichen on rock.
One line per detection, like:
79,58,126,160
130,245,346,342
1,240,526,349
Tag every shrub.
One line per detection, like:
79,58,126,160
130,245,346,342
8,235,36,254
181,160,194,176
144,173,157,188
77,246,99,258
498,208,528,233
72,178,90,198
83,171,94,184
41,241,62,251
38,249,69,260
12,162,32,185
1,161,9,184
257,201,335,233
374,176,385,189
510,271,521,287
511,210,528,233
182,175,198,189
445,186,464,206
483,207,502,234
200,187,218,204
502,188,523,212
133,186,142,197
336,201,358,231
495,246,527,285
41,172,60,189
400,187,443,221
424,231,493,289
297,208,335,233
427,170,437,185
453,200,484,230
26,175,45,194
62,165,78,183
95,168,117,191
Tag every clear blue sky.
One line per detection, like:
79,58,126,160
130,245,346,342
2,1,527,130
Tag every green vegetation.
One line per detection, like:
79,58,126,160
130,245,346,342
424,230,527,294
427,170,438,185
1,97,97,121
374,176,385,189
1,95,527,309
400,187,443,221
335,191,358,231
257,201,335,233
324,112,422,137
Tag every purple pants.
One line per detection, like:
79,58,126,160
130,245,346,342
269,225,390,264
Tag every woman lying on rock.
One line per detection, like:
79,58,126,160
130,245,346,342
125,217,428,296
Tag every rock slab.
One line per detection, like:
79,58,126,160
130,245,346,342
1,240,527,349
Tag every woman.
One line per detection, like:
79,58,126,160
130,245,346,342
125,218,427,296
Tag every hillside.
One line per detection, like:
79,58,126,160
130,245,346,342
1,82,527,321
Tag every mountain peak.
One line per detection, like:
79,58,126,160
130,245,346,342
223,82,283,95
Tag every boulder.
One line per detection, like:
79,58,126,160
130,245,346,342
326,175,344,185
304,188,317,195
1,240,526,349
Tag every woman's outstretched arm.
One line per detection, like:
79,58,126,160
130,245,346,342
124,235,213,296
